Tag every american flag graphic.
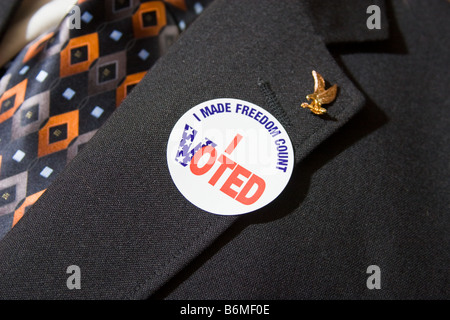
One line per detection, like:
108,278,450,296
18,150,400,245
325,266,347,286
175,124,217,167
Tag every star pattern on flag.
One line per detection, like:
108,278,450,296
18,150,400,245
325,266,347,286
175,124,216,167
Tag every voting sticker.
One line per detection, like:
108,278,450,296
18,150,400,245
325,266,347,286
167,98,294,215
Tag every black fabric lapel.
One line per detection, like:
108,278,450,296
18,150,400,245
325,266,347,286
307,0,388,44
0,0,388,299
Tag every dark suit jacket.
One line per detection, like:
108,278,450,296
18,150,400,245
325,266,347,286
0,0,448,299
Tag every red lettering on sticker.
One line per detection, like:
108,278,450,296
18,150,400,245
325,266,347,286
220,164,252,199
190,145,217,175
224,134,243,155
235,174,266,205
208,155,236,186
190,135,266,206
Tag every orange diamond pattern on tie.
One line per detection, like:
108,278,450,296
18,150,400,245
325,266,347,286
60,32,99,78
0,79,28,124
0,0,214,238
23,33,55,64
132,1,167,38
116,71,147,107
38,110,79,158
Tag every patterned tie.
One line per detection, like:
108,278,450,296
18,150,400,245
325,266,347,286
0,0,213,239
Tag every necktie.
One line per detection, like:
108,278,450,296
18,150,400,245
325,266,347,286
0,0,213,239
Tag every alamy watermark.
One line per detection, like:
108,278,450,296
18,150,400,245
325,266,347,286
64,264,381,291
66,265,81,289
366,5,381,30
366,265,381,289
67,5,81,30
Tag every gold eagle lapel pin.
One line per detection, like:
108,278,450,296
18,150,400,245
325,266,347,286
301,70,338,115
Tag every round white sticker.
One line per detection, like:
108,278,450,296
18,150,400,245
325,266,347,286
166,98,294,215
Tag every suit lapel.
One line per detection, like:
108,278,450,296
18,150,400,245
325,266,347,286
0,0,389,299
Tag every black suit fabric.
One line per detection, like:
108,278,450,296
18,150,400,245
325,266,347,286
0,0,448,299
